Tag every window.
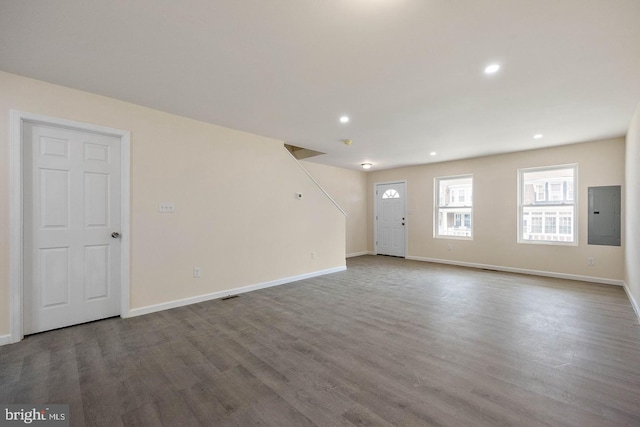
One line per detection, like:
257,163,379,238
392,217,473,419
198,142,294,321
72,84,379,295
531,215,543,233
550,183,562,201
382,189,399,199
534,184,546,201
544,213,557,234
518,164,577,244
566,181,574,201
435,175,473,238
559,215,572,234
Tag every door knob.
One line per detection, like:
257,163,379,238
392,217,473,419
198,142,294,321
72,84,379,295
111,232,120,238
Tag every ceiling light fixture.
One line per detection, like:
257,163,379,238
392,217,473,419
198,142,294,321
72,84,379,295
340,115,350,123
361,163,372,169
430,151,437,156
533,134,544,139
484,64,500,74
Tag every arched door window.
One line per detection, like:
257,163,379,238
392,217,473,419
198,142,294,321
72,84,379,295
382,189,400,199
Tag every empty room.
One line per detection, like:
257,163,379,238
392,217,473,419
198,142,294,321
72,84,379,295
1,1,640,426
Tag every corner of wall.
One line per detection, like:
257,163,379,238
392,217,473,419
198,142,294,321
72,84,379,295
624,101,640,321
623,282,640,323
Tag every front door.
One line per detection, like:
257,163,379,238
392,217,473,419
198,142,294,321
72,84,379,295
23,122,122,334
376,182,406,257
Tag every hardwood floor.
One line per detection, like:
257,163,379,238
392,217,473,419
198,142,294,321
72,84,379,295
2,255,639,426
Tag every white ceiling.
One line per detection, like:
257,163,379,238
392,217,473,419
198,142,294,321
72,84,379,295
2,0,639,171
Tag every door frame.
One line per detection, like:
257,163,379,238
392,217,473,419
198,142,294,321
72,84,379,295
373,180,408,257
9,110,131,343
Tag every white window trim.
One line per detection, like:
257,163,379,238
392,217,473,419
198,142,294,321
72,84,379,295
517,164,578,246
434,174,473,240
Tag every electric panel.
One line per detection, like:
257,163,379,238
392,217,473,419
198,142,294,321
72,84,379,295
588,186,621,246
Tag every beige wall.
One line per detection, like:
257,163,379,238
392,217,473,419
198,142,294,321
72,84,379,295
625,103,640,314
0,71,346,336
301,161,368,256
367,139,625,282
1,68,633,338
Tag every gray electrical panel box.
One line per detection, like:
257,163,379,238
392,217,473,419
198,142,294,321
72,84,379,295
588,186,621,246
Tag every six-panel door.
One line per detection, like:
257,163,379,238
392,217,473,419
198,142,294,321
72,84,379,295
23,122,121,334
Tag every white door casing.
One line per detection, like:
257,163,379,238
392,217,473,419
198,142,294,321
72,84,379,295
9,111,130,342
375,182,407,257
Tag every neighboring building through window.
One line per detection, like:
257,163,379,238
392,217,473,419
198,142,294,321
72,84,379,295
435,175,473,238
519,164,577,244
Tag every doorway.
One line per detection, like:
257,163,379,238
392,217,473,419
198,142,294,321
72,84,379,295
10,111,130,342
374,181,407,257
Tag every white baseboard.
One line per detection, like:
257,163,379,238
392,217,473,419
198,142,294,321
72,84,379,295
347,251,374,258
0,334,12,346
127,265,347,318
623,282,640,323
405,256,624,286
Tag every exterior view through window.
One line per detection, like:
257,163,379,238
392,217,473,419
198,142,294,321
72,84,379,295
519,164,577,244
435,175,473,238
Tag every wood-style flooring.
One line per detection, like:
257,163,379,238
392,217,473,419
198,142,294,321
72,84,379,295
1,255,639,426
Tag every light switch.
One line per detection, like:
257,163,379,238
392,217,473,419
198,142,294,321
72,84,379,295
158,202,176,213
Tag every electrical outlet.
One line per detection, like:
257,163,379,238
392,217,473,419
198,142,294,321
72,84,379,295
587,257,595,266
311,251,316,260
193,267,201,278
447,243,453,251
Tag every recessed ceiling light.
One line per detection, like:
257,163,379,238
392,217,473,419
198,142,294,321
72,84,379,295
340,115,350,123
430,152,437,156
361,163,372,169
533,134,544,139
484,64,500,74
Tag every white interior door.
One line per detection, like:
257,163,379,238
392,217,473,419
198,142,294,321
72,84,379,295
376,182,406,257
23,122,122,335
